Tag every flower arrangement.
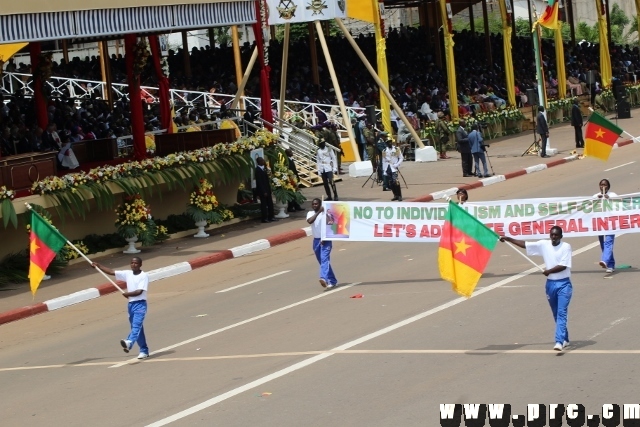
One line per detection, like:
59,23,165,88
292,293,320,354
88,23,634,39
270,158,305,205
600,89,614,100
61,242,89,261
31,128,279,198
114,193,167,246
0,185,16,228
186,179,225,225
132,40,151,79
145,134,156,155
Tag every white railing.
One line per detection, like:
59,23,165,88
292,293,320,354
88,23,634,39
1,72,380,136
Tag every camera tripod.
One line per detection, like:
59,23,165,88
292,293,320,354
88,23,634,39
522,132,540,157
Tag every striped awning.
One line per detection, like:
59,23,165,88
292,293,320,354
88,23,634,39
0,2,256,44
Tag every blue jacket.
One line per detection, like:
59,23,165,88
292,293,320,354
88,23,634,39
469,130,484,154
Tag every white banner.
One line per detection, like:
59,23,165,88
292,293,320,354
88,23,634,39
321,194,640,242
266,0,346,25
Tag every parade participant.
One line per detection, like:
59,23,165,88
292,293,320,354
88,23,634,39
92,257,151,360
307,198,338,290
382,137,404,201
500,226,573,351
316,138,338,201
594,179,617,273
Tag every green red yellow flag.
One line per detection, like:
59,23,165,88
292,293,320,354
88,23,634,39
535,0,559,30
438,202,498,297
583,111,623,161
29,210,67,296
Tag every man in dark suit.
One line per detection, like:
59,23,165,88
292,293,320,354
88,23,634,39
571,99,584,148
536,106,550,158
455,119,473,177
285,149,304,212
255,157,277,223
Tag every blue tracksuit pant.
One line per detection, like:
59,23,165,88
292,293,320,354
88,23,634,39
127,300,149,354
312,238,337,285
545,278,572,344
598,235,615,269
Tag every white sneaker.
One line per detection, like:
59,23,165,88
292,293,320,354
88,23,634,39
599,261,607,269
137,353,149,360
563,341,570,349
605,268,614,273
553,342,563,351
319,279,327,288
120,339,132,353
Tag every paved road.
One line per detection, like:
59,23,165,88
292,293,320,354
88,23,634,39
1,141,639,425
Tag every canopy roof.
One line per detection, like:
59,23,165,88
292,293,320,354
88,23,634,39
0,0,255,44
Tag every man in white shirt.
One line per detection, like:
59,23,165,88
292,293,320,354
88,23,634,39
307,198,338,290
500,226,573,351
316,139,338,201
92,257,151,359
382,138,404,201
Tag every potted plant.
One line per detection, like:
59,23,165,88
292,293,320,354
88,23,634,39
115,193,166,253
270,158,305,219
186,179,224,238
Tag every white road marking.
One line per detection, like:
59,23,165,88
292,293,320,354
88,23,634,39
109,282,360,368
604,161,635,172
216,270,291,293
588,317,629,340
145,241,601,426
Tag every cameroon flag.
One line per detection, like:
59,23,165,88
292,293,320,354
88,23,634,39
438,202,498,297
536,0,559,30
29,210,67,296
583,111,623,161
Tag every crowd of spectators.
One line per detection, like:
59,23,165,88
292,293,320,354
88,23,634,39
2,23,640,161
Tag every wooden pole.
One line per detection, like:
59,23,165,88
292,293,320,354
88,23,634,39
231,25,245,110
315,20,361,162
482,0,493,70
62,40,69,64
279,23,290,121
308,22,320,87
566,0,576,47
231,47,259,110
99,41,113,103
182,31,192,77
433,0,443,68
335,18,424,148
115,39,121,57
469,5,475,33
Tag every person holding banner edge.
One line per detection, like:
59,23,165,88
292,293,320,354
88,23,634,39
594,179,617,273
307,198,338,290
92,257,151,359
500,226,573,351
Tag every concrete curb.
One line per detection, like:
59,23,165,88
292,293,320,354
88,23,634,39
0,143,629,326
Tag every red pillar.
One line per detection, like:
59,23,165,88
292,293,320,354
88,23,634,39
29,43,48,131
148,35,172,133
124,34,147,160
253,0,273,126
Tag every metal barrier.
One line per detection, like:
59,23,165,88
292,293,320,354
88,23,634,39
1,72,380,137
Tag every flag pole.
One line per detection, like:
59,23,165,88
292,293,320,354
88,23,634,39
24,203,125,294
505,241,545,272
